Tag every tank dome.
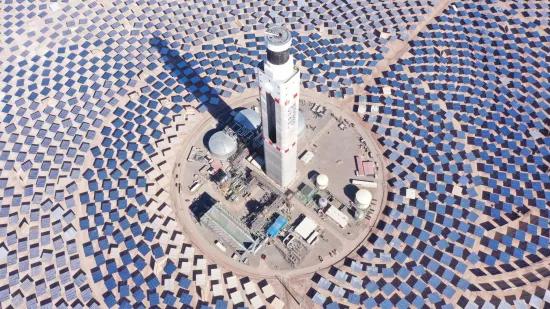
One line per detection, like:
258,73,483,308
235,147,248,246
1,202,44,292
234,108,261,131
355,189,372,210
208,131,237,160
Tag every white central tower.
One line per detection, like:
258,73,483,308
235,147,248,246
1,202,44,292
257,25,300,188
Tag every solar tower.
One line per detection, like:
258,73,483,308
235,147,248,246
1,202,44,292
257,25,300,188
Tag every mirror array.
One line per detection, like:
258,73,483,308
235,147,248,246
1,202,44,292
0,0,547,308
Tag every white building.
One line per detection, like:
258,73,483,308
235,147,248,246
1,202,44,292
257,25,300,188
325,205,349,228
294,216,318,244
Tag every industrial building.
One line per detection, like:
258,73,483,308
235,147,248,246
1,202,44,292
294,216,319,245
266,214,288,238
196,196,257,252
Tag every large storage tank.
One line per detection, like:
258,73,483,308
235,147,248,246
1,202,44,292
316,174,329,190
234,108,261,131
208,131,237,160
354,188,372,219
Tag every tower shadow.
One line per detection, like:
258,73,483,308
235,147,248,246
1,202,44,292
150,37,264,157
149,37,233,127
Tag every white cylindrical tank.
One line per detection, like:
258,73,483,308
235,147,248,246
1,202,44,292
318,197,328,208
316,174,329,190
355,189,372,210
208,131,237,160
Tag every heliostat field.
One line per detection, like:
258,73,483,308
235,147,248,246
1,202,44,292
0,1,548,308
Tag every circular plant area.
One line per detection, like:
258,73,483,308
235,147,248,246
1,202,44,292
170,93,387,276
